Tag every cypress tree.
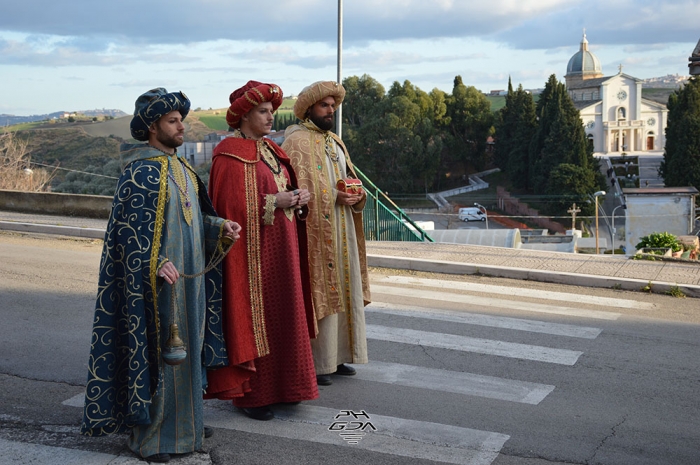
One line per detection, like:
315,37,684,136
495,78,537,190
528,74,600,214
660,77,700,188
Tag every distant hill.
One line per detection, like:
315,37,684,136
642,88,676,105
0,109,127,127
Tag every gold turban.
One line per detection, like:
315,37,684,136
293,81,345,121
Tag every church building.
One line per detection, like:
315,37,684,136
565,32,667,155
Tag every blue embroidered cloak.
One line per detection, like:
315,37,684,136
81,145,228,437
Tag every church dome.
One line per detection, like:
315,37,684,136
566,32,602,78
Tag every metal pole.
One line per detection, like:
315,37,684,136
595,196,600,254
336,0,343,138
611,204,626,254
474,202,488,229
611,210,615,254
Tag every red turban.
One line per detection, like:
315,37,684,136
226,80,284,129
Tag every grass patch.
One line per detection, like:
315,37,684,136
392,197,436,209
198,115,228,131
666,285,686,298
447,170,508,209
642,88,676,106
1,122,45,132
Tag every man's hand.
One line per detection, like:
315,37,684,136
223,221,241,244
158,261,180,285
276,189,311,209
336,190,363,206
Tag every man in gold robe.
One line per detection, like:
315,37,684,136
282,81,370,386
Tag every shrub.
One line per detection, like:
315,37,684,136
635,232,682,253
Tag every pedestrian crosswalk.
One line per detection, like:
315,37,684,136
47,274,636,464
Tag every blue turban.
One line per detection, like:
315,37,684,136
130,88,191,141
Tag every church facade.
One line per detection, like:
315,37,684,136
565,33,667,155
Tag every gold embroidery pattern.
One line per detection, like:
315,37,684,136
260,140,294,222
169,157,193,225
263,194,276,225
244,162,269,356
325,134,354,353
151,156,169,364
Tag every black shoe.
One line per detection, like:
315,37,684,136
334,364,356,376
145,453,171,463
240,406,274,421
204,426,214,438
316,374,332,386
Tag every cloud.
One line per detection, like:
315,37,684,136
0,34,201,67
494,0,700,49
5,0,683,48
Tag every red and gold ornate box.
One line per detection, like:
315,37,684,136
336,178,363,195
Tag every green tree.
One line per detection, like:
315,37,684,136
546,163,596,216
660,77,700,189
495,78,537,189
529,74,600,204
446,76,494,172
342,74,385,128
342,77,445,193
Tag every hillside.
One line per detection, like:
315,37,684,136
17,127,121,168
0,109,127,127
642,88,676,105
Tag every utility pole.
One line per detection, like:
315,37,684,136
336,0,343,138
593,191,606,254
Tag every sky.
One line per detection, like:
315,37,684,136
1,0,698,116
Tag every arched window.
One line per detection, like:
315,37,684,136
617,107,626,120
587,134,594,150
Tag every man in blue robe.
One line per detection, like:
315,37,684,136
80,88,241,463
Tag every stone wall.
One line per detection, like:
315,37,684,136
0,189,112,219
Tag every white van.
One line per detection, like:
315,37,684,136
458,207,486,222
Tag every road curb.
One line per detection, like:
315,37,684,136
367,254,700,298
3,220,698,299
0,221,105,240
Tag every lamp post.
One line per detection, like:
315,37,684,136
593,190,606,254
474,202,489,229
610,203,626,254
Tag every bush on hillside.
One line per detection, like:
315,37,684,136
0,132,54,191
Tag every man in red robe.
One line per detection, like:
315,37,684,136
206,81,318,421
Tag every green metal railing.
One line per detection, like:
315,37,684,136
354,167,434,242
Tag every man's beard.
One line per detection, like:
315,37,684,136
157,131,184,150
310,113,334,131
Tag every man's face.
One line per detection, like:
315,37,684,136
308,96,336,131
153,110,185,149
242,102,274,139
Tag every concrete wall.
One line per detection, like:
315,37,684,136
624,194,696,254
0,189,112,219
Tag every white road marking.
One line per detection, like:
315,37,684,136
370,284,621,320
367,325,583,365
355,361,554,405
374,275,652,310
368,302,602,339
204,402,509,465
62,393,84,407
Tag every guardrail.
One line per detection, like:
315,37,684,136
354,167,434,242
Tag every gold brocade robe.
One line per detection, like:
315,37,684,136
282,123,371,324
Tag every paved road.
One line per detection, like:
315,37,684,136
1,233,698,464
